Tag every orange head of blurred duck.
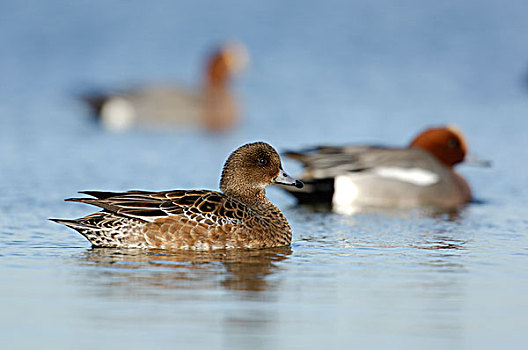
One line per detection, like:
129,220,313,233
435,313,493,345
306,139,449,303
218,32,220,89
202,42,249,132
206,42,249,87
409,126,467,167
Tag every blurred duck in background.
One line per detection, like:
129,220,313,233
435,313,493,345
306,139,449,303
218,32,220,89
82,42,249,132
281,126,490,212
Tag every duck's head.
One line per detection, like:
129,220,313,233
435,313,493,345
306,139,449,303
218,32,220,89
220,142,303,199
409,126,468,167
206,41,249,85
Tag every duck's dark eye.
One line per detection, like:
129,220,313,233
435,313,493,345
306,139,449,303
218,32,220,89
447,137,460,149
257,157,269,166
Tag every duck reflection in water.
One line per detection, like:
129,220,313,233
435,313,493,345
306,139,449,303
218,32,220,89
76,246,292,293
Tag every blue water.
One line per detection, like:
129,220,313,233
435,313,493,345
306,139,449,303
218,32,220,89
1,1,528,349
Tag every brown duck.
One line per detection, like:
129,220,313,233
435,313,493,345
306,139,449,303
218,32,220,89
51,142,303,250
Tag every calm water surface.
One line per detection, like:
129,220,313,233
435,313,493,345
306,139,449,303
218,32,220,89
1,1,528,349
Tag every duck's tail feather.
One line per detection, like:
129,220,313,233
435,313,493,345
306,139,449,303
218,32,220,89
64,197,121,214
79,92,108,117
50,213,144,248
278,178,335,204
50,215,104,245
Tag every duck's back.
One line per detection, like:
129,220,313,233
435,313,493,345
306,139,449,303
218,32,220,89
54,190,291,250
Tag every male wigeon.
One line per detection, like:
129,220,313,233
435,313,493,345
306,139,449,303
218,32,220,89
82,42,249,132
281,126,488,211
51,142,303,250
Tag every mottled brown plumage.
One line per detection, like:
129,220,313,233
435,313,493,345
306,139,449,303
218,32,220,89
51,142,303,250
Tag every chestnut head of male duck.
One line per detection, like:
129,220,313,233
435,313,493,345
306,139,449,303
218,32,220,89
409,126,467,167
51,142,302,250
206,41,249,87
202,41,249,131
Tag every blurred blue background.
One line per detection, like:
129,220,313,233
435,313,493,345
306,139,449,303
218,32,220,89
1,1,527,349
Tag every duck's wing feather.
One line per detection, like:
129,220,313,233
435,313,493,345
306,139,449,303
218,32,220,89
67,190,247,225
287,147,441,180
284,145,384,166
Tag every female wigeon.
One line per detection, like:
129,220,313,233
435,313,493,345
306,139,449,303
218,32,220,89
52,142,303,250
281,126,488,211
82,42,249,132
